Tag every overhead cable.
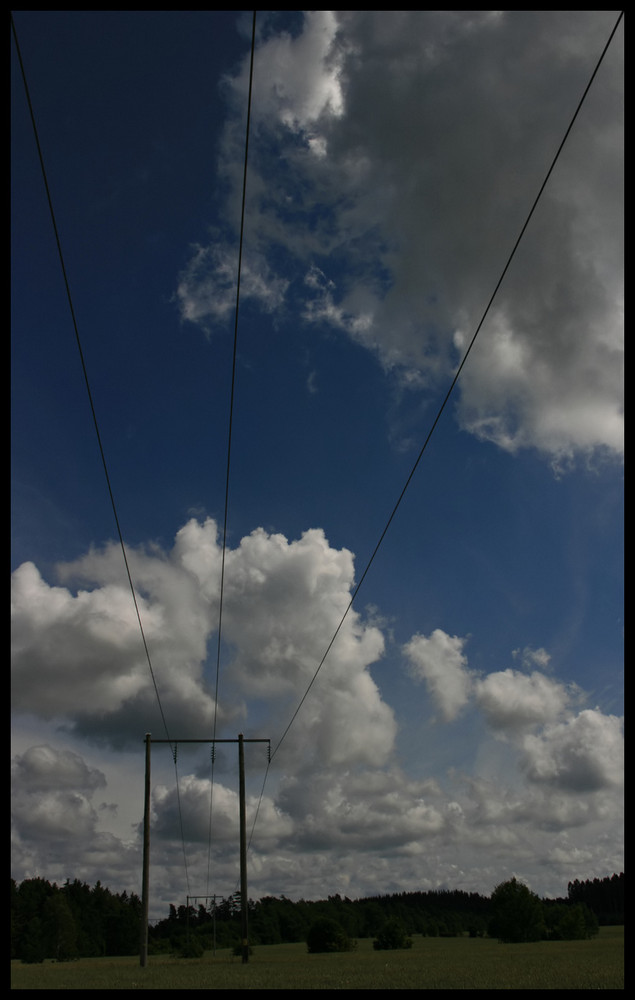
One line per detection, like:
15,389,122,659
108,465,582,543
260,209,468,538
206,10,258,897
266,9,624,768
11,11,193,895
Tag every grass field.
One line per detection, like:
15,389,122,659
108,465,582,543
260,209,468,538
10,926,624,990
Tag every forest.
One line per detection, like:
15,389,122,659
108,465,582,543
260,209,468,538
11,871,623,962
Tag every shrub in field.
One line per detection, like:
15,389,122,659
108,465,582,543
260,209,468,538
373,917,413,951
306,917,355,953
544,902,599,940
232,942,254,957
175,935,205,958
489,878,545,943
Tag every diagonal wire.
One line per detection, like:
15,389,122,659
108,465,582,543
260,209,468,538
11,12,171,747
11,11,192,895
267,9,623,768
243,5,624,863
206,10,258,897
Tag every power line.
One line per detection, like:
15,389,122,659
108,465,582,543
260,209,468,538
206,10,258,896
239,8,624,871
11,12,173,747
11,10,194,892
263,9,624,767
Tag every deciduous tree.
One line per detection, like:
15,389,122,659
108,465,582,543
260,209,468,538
489,878,545,943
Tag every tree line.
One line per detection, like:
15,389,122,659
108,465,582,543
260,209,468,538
11,877,141,963
11,871,623,962
567,872,624,925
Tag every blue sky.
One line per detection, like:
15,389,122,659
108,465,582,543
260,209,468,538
11,11,623,917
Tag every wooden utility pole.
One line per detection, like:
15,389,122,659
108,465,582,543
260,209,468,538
238,733,249,964
140,732,151,967
139,734,269,967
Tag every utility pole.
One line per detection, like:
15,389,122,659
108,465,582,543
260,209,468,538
139,734,269,967
140,733,151,967
238,733,249,964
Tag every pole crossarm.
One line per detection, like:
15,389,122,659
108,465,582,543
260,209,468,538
150,738,270,744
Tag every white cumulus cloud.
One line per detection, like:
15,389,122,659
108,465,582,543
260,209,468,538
11,519,392,766
521,709,624,792
188,10,623,465
403,629,472,721
474,668,577,733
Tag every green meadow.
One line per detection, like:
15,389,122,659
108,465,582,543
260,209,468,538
11,926,623,990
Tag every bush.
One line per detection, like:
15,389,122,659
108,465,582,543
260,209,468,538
544,902,599,941
306,917,354,954
175,935,205,958
489,878,545,943
373,917,413,951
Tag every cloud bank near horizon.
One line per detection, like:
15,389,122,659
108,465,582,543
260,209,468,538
11,517,623,905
